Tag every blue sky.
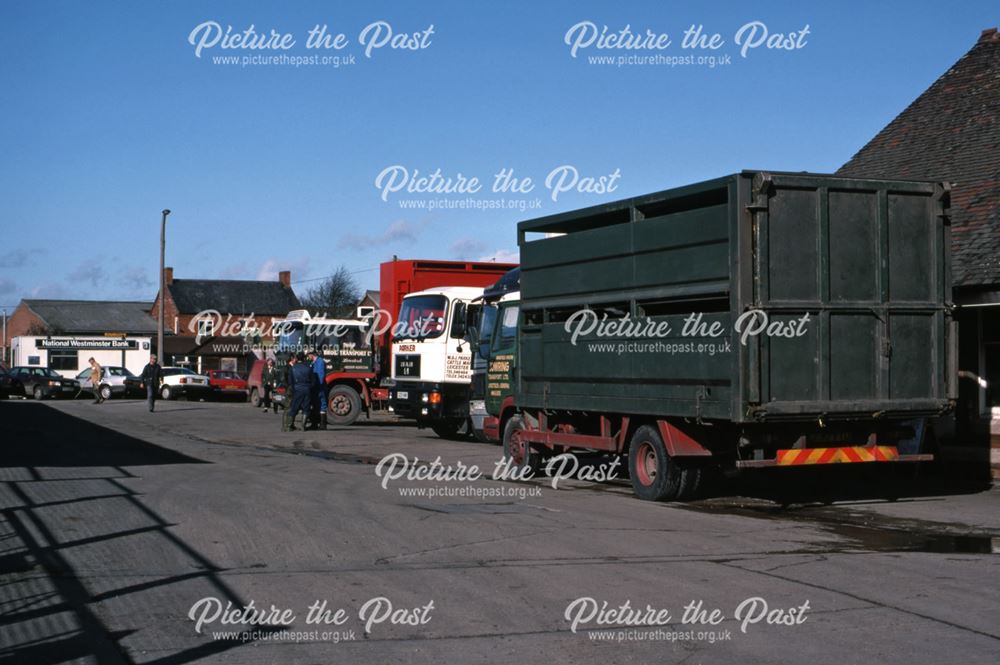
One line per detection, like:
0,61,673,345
0,0,996,309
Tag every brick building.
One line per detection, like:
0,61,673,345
838,27,1000,475
150,267,301,373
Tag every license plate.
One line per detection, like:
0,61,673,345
396,391,408,400
395,354,420,378
61,387,74,391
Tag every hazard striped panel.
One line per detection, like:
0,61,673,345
776,446,900,466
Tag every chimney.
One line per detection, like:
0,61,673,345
278,270,291,288
164,266,174,286
980,27,999,42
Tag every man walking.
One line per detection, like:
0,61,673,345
139,354,163,412
282,353,313,432
88,357,104,404
261,358,276,412
308,349,327,430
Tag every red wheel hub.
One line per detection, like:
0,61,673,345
509,429,527,465
330,395,351,416
636,441,658,486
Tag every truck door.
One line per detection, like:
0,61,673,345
485,303,518,415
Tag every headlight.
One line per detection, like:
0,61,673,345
48,380,59,386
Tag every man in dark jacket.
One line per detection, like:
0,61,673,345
282,353,313,431
307,349,327,430
260,358,277,412
139,354,163,412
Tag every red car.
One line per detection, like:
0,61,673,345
206,370,248,401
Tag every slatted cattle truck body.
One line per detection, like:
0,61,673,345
506,171,955,500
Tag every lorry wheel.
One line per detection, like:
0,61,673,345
502,415,541,473
431,418,464,439
679,465,704,500
628,425,683,501
250,388,261,407
160,386,172,400
328,385,361,425
100,385,113,401
471,427,492,444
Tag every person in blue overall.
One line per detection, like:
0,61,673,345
282,353,313,432
308,349,328,430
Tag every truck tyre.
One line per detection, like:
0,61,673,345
431,418,464,439
100,385,113,401
471,426,492,444
679,465,704,500
250,388,261,407
160,385,172,400
628,424,683,501
328,385,361,426
502,414,541,473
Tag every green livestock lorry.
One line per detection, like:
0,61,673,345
479,171,955,501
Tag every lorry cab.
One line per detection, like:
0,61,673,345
468,269,520,443
388,286,484,437
252,309,380,425
277,309,375,375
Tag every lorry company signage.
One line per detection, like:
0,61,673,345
444,354,471,381
35,338,139,350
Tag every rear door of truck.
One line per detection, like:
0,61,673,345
737,171,956,422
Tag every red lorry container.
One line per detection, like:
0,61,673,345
376,259,517,372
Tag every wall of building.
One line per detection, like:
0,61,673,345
5,303,48,348
11,336,153,378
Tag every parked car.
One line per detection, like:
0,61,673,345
205,369,248,401
123,374,143,396
8,366,81,399
0,366,15,399
158,367,212,401
74,366,142,401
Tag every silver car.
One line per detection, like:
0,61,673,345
75,366,139,401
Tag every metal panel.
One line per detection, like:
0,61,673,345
516,172,952,424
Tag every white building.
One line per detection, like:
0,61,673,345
11,335,153,378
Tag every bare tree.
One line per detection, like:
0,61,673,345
300,266,362,318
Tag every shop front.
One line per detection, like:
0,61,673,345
11,335,153,378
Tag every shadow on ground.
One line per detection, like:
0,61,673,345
0,401,269,664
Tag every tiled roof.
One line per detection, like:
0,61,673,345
167,279,300,315
838,28,1000,288
23,300,157,334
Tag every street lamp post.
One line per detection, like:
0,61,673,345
158,209,171,361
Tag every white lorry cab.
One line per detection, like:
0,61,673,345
387,286,483,438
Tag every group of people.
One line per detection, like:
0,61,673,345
95,351,329,428
259,350,328,432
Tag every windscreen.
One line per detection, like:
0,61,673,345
277,322,305,354
477,304,498,360
395,295,448,340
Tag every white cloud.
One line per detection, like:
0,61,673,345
119,266,153,290
0,248,44,268
449,237,487,259
478,248,519,264
255,257,312,282
339,219,426,250
29,282,70,298
66,262,106,287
